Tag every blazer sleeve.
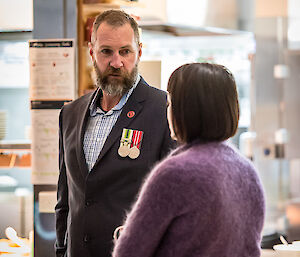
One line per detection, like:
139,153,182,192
55,108,69,257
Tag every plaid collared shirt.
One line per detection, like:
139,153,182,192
83,76,140,172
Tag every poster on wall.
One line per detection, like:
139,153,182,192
29,39,75,100
31,108,60,184
30,101,71,185
30,106,61,185
29,38,75,185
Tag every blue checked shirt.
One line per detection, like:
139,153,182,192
83,75,140,172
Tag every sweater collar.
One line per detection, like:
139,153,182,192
170,140,229,157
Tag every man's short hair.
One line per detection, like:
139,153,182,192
167,62,239,143
91,10,140,46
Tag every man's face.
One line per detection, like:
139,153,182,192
90,22,142,97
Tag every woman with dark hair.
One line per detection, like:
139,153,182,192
112,63,265,257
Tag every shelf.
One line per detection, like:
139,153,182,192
0,141,31,152
0,86,29,89
0,153,31,168
0,141,31,168
78,0,143,96
82,1,143,17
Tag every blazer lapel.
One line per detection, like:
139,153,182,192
76,91,98,177
94,80,147,164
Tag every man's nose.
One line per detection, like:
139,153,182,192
110,53,123,69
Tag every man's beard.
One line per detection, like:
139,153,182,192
93,61,138,97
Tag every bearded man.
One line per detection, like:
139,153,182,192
55,10,174,257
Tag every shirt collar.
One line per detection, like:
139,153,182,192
89,74,140,117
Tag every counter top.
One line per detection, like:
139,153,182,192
261,249,277,257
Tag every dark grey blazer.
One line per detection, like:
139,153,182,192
55,78,175,257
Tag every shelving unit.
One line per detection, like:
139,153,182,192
0,141,31,168
82,1,143,17
77,0,142,96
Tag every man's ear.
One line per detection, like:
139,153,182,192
88,42,94,60
138,43,142,58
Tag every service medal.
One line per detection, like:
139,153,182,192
129,130,143,159
118,144,130,157
118,129,133,158
128,146,140,159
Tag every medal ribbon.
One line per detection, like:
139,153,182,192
131,130,143,149
121,128,133,146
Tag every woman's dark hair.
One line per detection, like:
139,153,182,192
167,62,239,144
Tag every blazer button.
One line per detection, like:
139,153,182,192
85,200,91,207
83,234,89,243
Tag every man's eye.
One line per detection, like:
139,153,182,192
101,49,112,55
120,49,130,56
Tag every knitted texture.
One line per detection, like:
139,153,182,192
112,141,265,257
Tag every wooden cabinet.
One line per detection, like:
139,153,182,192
77,0,142,96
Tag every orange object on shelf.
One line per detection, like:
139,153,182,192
0,141,31,168
15,154,31,168
0,153,15,168
85,16,96,43
0,153,31,168
0,238,30,256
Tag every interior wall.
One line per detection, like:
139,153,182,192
33,0,76,39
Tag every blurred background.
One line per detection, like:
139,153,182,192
0,0,300,256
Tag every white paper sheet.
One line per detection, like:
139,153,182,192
29,39,75,100
31,109,60,185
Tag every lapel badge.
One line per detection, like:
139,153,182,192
118,128,144,159
127,111,135,118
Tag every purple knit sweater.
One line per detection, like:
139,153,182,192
112,141,265,257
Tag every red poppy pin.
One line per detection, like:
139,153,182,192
127,111,135,118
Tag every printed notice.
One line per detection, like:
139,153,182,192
31,109,60,185
29,39,75,100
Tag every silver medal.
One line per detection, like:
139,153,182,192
118,144,130,157
129,146,140,159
